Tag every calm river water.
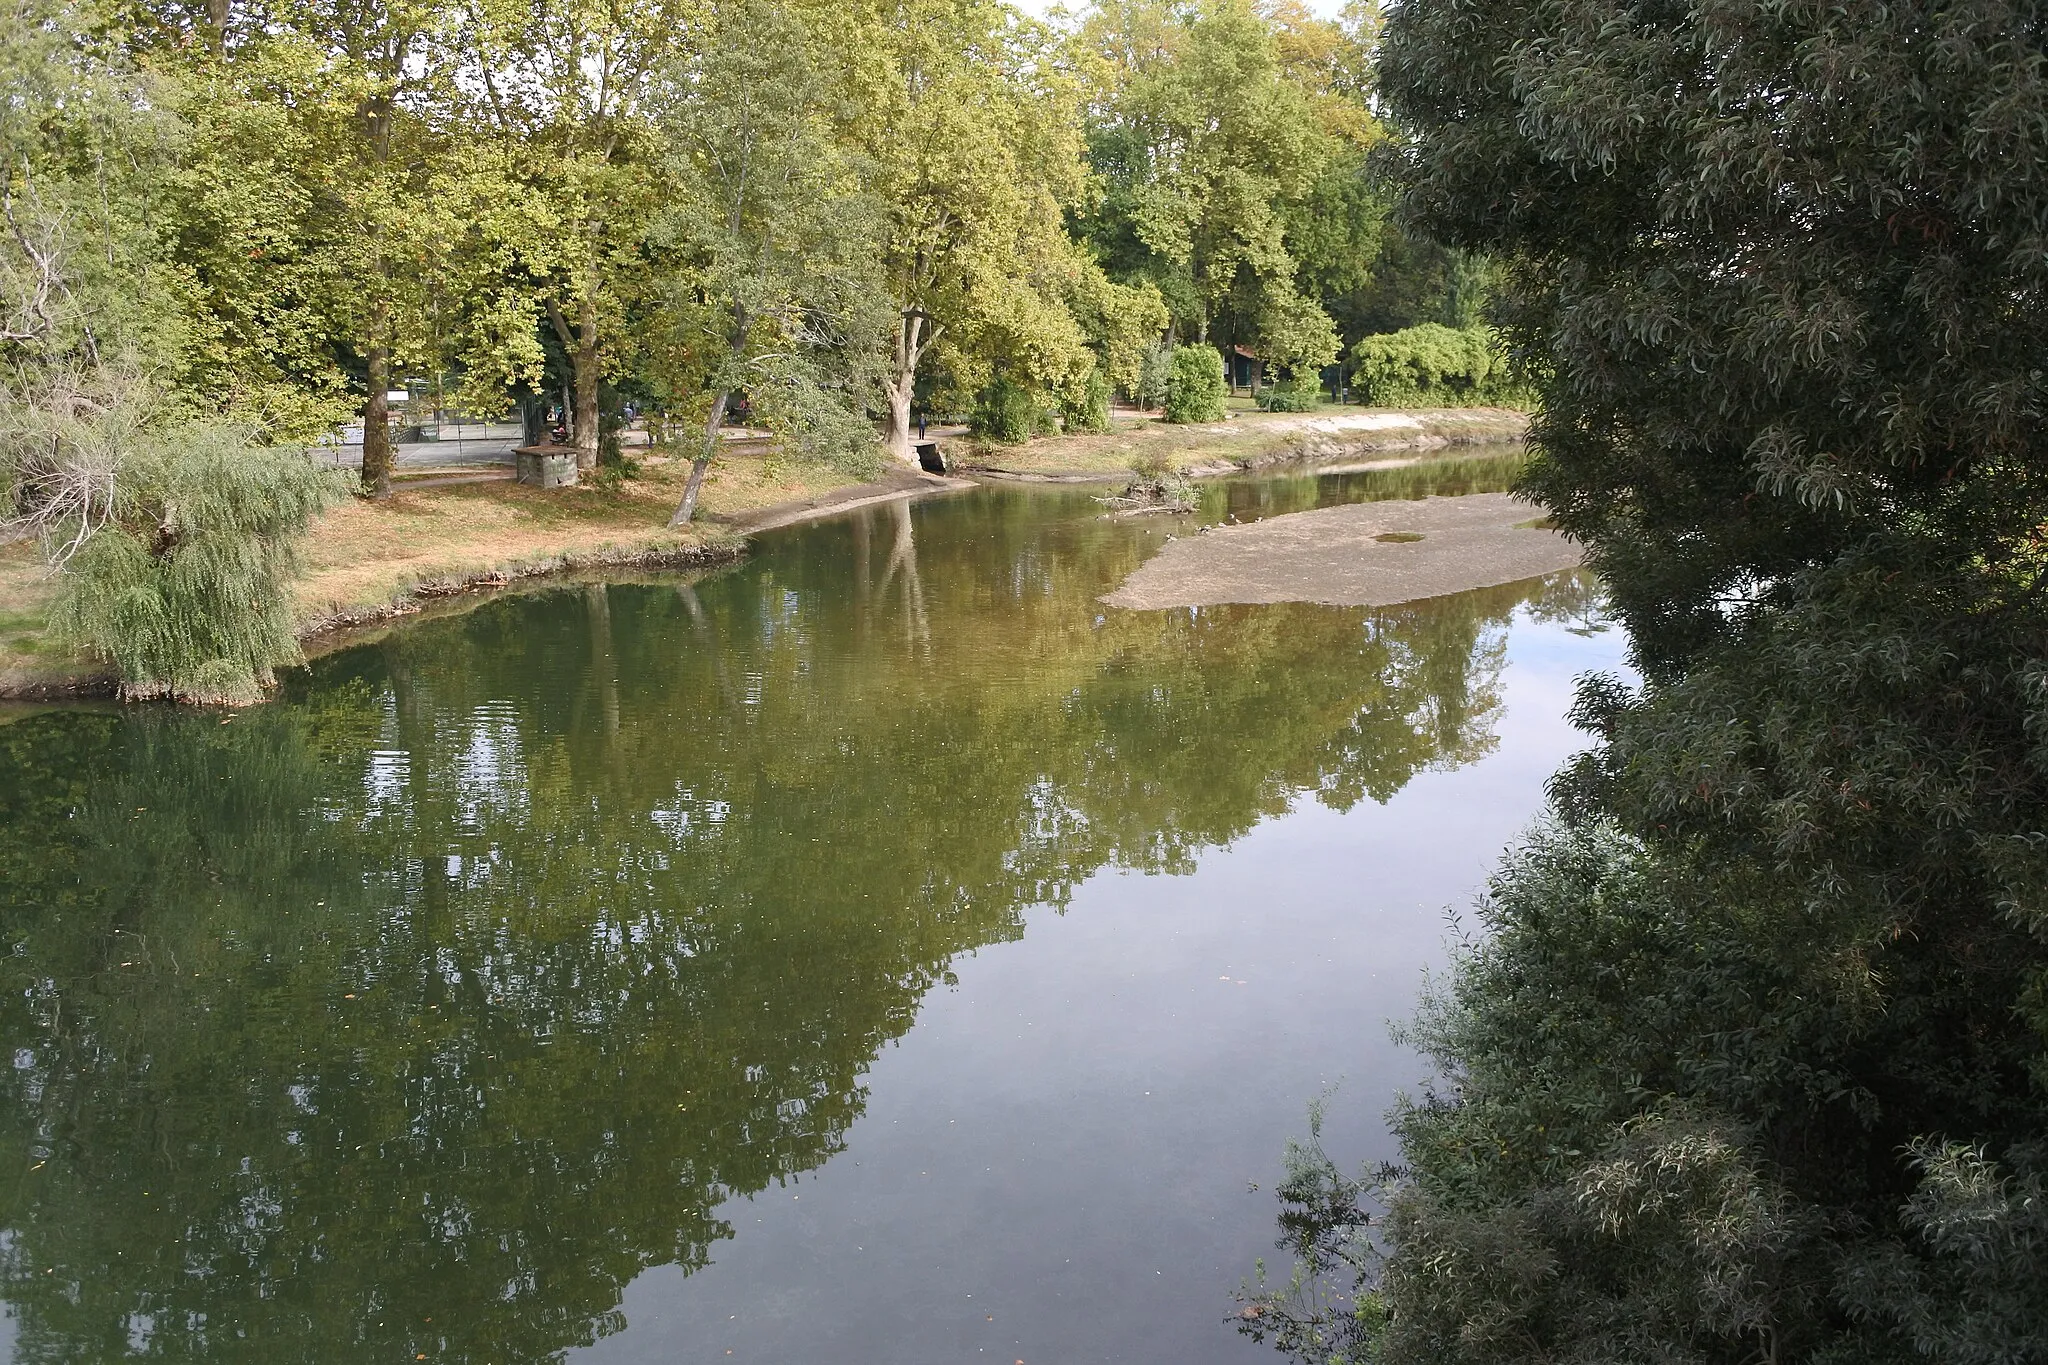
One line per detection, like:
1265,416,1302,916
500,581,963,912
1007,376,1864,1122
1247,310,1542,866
0,453,1621,1364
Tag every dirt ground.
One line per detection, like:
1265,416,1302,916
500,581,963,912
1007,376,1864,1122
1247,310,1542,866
952,405,1529,479
291,455,961,625
1099,492,1580,610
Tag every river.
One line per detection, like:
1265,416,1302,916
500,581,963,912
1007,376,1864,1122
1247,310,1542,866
0,454,1622,1364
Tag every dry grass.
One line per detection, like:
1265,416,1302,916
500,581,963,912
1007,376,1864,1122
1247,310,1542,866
298,448,863,617
951,405,1530,478
0,447,870,694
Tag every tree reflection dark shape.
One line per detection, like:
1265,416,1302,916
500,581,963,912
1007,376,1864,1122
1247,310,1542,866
0,483,1594,1364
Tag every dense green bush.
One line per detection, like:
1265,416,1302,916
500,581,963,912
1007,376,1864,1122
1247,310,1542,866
1062,368,1113,434
1236,0,2048,1359
1347,323,1524,407
969,375,1038,444
1161,346,1227,424
1256,385,1321,413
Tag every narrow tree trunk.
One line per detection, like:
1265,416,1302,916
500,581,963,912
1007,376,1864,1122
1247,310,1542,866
573,289,600,473
668,391,730,528
356,83,398,499
362,338,393,498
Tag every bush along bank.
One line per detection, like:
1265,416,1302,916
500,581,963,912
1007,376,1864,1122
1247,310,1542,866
1348,324,1536,409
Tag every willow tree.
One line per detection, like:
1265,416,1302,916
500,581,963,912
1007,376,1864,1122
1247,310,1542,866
648,0,892,526
1,0,343,702
1243,0,2048,1360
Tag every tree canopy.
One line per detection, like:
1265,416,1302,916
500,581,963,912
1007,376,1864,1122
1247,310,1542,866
1241,0,2048,1360
5,0,1471,694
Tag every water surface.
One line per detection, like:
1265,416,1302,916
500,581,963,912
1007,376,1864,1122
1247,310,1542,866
0,457,1618,1363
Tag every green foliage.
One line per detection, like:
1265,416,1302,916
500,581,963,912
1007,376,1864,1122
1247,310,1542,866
45,417,344,702
645,0,893,517
1162,345,1226,424
1062,366,1113,434
970,374,1040,445
1228,0,2048,1359
1135,337,1175,409
1076,0,1348,357
1258,385,1321,413
1322,223,1494,344
1348,323,1524,408
1,0,346,701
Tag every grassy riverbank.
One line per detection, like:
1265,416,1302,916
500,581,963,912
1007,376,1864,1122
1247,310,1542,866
0,405,1528,698
951,404,1528,479
0,451,878,698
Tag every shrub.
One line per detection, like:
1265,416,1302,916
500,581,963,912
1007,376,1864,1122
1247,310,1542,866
1162,346,1227,424
1349,323,1528,408
1257,385,1321,413
969,375,1038,444
1135,339,1174,409
1062,368,1113,434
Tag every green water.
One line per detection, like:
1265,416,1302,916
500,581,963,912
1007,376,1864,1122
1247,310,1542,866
0,455,1615,1363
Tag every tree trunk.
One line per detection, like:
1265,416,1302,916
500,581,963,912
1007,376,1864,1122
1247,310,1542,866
358,89,396,499
668,391,729,528
884,375,915,466
883,310,932,467
362,339,392,498
573,289,600,473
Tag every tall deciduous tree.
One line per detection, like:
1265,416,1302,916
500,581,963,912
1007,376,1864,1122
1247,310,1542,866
294,0,456,496
836,0,1106,464
1076,0,1340,379
460,0,686,474
648,0,891,526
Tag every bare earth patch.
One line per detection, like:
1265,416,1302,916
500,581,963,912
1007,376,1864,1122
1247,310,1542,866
1101,492,1581,610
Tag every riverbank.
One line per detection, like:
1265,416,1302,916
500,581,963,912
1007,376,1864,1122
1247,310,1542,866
952,405,1527,480
0,454,968,700
0,405,1525,699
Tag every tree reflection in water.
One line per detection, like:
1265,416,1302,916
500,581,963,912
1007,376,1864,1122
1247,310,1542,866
0,481,1596,1364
